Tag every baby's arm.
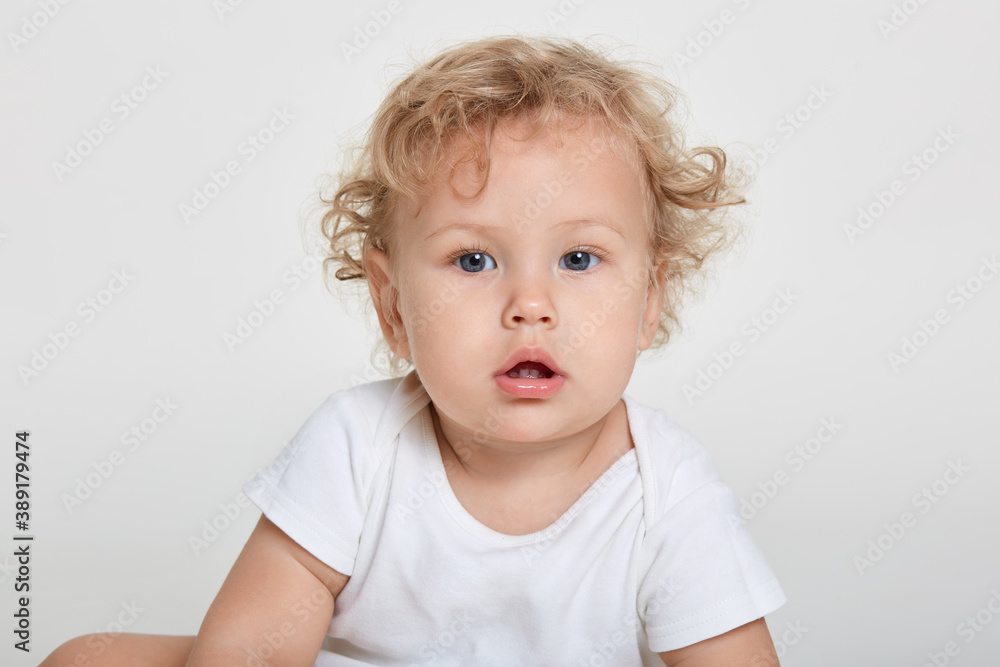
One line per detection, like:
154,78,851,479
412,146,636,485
657,618,779,666
185,514,349,666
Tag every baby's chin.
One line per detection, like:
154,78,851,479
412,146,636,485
430,395,617,450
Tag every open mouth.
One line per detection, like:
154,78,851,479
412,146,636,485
504,361,555,379
495,353,564,397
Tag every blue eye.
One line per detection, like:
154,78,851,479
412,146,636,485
455,252,497,273
560,251,601,271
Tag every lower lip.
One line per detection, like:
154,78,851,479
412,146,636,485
495,373,565,398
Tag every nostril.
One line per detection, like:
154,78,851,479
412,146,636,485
505,304,556,327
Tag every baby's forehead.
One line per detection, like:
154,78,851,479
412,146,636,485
415,114,650,205
392,118,655,247
443,113,633,164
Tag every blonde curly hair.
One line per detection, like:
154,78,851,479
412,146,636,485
318,35,747,375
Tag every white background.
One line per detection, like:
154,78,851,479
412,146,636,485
3,0,999,665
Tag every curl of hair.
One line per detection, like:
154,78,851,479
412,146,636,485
317,35,749,375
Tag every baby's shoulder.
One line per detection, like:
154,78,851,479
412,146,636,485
624,395,728,524
314,376,403,426
299,373,428,458
249,375,423,494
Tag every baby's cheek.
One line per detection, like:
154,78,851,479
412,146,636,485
565,289,644,353
404,299,464,359
397,279,438,336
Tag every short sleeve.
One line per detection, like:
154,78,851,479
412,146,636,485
636,442,786,652
242,388,381,577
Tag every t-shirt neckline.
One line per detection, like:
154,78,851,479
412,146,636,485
417,403,639,547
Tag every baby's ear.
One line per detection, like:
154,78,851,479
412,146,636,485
638,263,666,351
364,247,411,358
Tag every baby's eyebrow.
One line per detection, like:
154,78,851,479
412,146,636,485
556,216,626,240
424,216,625,241
423,221,503,241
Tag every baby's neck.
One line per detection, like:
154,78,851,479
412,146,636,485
431,400,634,535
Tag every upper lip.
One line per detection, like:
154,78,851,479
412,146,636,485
495,346,564,377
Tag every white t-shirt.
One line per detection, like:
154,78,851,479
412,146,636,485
243,372,785,666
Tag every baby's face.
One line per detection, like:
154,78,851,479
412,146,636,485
371,116,661,445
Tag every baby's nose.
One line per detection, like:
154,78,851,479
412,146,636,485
501,276,557,329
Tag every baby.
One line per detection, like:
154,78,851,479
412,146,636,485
43,35,785,666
